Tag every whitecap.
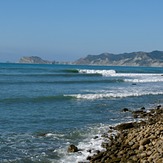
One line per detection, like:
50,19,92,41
54,124,115,163
78,69,116,76
67,91,163,100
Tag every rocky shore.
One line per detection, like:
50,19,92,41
87,106,163,163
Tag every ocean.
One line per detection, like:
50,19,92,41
0,63,163,163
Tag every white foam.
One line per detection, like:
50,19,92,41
54,124,115,163
78,69,163,83
125,78,163,83
78,69,116,76
67,91,163,100
45,133,65,140
112,73,162,77
108,73,163,83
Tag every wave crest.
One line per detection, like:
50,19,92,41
67,92,163,100
78,69,116,76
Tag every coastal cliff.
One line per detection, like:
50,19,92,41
19,56,54,64
74,51,163,67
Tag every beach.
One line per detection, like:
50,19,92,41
87,106,163,163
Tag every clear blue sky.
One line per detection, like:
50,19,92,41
0,0,163,62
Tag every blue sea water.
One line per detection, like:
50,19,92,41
0,63,163,162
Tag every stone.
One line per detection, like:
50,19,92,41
157,105,161,109
147,151,152,156
140,138,150,145
128,141,134,146
86,156,92,160
115,122,134,131
140,152,147,158
94,136,99,139
156,158,163,163
139,145,145,151
141,107,146,110
67,144,78,153
122,108,130,112
132,143,139,150
91,152,104,161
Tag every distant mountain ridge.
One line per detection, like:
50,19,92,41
74,51,163,67
19,56,55,64
19,56,70,64
19,51,163,67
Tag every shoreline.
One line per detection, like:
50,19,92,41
85,105,163,163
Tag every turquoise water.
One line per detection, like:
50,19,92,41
0,63,163,162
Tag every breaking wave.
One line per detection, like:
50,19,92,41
78,69,116,76
66,91,163,100
77,69,163,83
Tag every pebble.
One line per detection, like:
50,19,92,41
88,107,163,163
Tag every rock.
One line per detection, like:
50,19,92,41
19,56,52,64
122,108,130,112
128,141,134,146
86,156,92,160
156,158,163,163
132,143,139,149
133,114,138,118
67,144,78,153
140,138,150,145
87,149,92,153
140,152,147,158
74,51,163,67
157,105,161,109
132,110,145,114
94,136,99,139
90,152,104,161
147,151,152,156
115,122,134,131
141,107,145,110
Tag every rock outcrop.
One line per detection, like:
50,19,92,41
19,56,53,64
74,50,163,67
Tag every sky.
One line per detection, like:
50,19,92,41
0,0,163,62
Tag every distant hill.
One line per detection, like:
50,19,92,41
74,51,163,67
18,56,71,65
19,51,163,67
19,56,55,64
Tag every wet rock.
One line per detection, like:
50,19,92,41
141,107,145,110
93,136,98,139
157,105,161,109
90,152,104,161
115,122,134,131
133,110,145,114
67,144,78,153
86,156,92,160
133,114,138,118
36,132,47,137
87,149,92,153
122,108,130,112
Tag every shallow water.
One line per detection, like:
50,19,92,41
0,63,163,162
